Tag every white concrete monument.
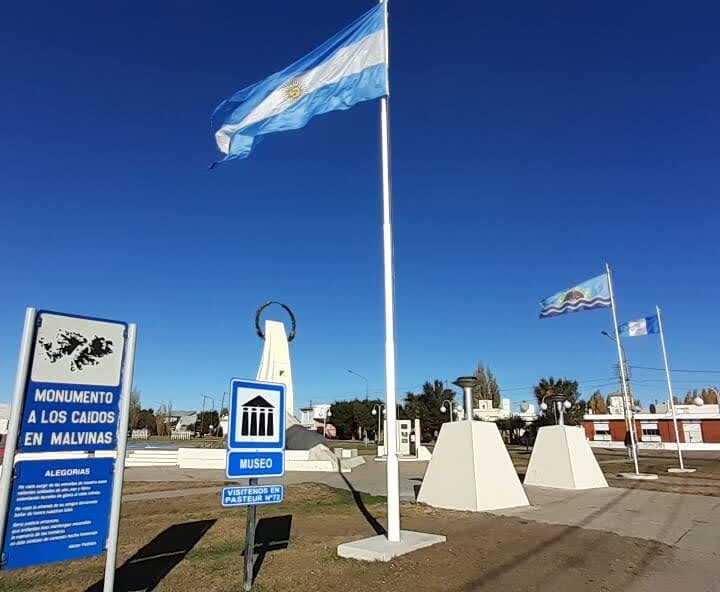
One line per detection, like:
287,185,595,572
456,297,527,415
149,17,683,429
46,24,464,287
417,377,529,512
256,319,297,424
254,302,348,472
524,425,608,489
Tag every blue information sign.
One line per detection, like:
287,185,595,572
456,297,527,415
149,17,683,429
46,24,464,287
17,312,127,453
227,451,285,478
221,485,284,507
226,379,286,480
1,458,114,569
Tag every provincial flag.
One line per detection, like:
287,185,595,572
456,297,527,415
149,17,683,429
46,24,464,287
619,315,659,337
211,4,387,163
539,274,611,319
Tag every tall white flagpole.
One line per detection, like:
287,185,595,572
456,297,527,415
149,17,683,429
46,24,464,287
379,0,401,543
606,263,640,475
656,305,686,471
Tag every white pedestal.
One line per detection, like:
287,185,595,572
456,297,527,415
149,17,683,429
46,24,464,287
417,421,529,511
337,531,446,562
524,425,608,490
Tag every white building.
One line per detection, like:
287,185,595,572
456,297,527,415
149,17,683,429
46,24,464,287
299,403,331,429
0,403,10,444
473,398,538,423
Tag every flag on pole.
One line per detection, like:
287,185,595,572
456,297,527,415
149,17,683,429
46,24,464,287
539,273,611,318
211,4,387,163
619,315,659,337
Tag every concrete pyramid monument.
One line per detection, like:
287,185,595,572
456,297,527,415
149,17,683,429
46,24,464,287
256,319,298,426
524,425,608,489
417,420,529,512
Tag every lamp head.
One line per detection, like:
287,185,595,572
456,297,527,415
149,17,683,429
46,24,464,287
519,401,530,413
371,408,377,416
540,402,548,411
440,406,446,413
693,395,704,407
563,400,572,409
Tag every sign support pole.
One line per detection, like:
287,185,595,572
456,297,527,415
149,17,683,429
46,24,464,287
243,478,258,592
103,323,138,592
0,308,37,557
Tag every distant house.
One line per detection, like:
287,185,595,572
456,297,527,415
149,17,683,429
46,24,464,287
0,403,10,444
160,410,198,432
584,402,720,450
299,403,336,438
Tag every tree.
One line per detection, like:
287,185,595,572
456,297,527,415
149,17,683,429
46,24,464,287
403,380,455,441
472,363,501,408
128,386,142,430
136,408,157,434
195,411,220,435
533,377,584,426
330,400,358,440
588,390,607,414
496,416,526,444
684,388,719,405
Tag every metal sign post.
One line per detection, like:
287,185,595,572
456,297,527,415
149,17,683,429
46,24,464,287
243,478,258,592
225,378,286,592
0,309,136,579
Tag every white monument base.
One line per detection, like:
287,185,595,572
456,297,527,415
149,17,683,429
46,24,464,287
618,472,658,480
524,425,608,490
337,531,446,562
417,421,529,511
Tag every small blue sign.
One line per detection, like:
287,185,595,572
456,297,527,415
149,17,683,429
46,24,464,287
226,378,286,480
221,485,284,507
227,380,285,450
226,451,284,479
1,458,114,569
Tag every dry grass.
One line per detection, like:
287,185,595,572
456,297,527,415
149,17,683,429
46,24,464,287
0,483,674,592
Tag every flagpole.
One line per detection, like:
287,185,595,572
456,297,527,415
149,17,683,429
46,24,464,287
379,0,401,543
606,263,640,475
656,305,686,471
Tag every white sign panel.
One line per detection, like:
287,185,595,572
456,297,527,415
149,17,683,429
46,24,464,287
30,313,125,387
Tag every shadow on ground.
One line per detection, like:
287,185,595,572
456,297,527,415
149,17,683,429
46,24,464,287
243,514,293,583
85,519,216,592
339,471,387,536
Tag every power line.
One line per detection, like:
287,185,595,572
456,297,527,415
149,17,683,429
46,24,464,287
632,365,720,374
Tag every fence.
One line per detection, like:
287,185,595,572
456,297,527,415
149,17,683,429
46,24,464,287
131,429,150,439
171,431,193,440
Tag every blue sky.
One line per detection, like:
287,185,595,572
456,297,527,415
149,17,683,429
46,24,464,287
1,1,719,414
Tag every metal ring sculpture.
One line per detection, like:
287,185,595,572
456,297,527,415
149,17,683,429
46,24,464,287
255,301,296,342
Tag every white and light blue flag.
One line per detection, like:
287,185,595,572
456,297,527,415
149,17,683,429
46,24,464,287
539,273,611,319
619,315,659,337
211,4,387,163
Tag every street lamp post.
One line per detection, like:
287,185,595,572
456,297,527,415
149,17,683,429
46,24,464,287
372,404,386,445
440,399,454,422
540,393,572,426
200,394,217,437
347,369,369,400
323,408,332,438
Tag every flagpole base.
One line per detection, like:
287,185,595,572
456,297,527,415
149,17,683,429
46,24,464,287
617,472,658,481
337,531,445,562
667,467,696,473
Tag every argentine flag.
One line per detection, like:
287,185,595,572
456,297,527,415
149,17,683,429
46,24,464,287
212,4,387,162
619,315,659,337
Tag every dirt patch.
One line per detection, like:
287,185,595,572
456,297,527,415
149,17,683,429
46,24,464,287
121,481,226,495
0,483,673,592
